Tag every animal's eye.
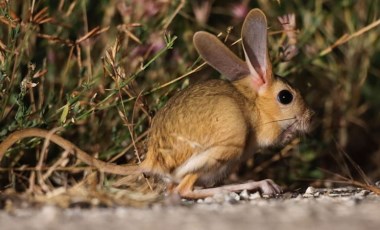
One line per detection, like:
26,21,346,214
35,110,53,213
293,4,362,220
277,90,293,105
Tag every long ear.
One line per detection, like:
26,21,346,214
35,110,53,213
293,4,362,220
241,9,272,90
193,31,249,81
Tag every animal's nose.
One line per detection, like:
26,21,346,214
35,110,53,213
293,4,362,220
307,109,317,131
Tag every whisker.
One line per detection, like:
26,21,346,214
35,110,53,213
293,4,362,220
254,117,297,128
278,119,298,138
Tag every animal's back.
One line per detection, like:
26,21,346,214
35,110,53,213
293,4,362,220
142,79,249,177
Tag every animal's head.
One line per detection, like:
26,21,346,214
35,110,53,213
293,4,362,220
193,9,314,147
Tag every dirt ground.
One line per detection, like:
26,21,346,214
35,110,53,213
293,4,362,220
1,187,380,230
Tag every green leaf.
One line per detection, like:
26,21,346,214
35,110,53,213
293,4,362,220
60,103,70,124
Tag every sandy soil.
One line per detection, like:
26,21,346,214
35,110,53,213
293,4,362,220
1,187,379,230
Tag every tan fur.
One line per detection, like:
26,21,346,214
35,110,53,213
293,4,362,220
140,9,314,197
140,80,248,183
141,75,313,187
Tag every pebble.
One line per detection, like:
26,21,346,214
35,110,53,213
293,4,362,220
204,197,215,204
239,190,250,200
249,192,261,200
187,186,372,205
262,194,271,199
227,192,240,203
303,186,316,198
305,186,316,194
303,193,313,198
355,189,369,197
328,193,340,197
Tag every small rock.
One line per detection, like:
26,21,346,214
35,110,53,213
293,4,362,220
375,181,380,188
197,199,204,203
225,192,240,204
179,198,195,206
303,193,314,198
293,194,303,200
239,190,250,200
281,192,293,199
305,186,316,195
335,186,356,193
355,189,370,197
328,193,339,197
230,192,240,201
249,192,261,200
204,197,215,203
303,186,316,198
262,194,271,199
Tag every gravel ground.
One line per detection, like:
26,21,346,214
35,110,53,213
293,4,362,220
1,187,380,230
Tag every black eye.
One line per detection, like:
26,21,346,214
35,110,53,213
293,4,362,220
277,90,293,105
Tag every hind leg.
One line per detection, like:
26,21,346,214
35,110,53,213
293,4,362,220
173,173,221,199
170,173,201,198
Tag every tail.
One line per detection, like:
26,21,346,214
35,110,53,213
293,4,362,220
0,128,142,175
